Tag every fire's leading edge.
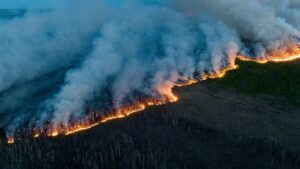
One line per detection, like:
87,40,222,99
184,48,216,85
6,51,300,144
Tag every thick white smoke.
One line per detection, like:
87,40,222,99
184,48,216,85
0,0,299,135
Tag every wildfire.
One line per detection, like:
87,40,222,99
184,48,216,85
7,137,15,144
48,131,58,137
238,54,300,63
175,79,198,87
44,99,170,138
5,47,300,144
238,43,300,63
198,64,239,81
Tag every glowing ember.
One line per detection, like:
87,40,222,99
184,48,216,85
166,93,179,103
49,131,58,137
7,137,15,144
169,96,178,102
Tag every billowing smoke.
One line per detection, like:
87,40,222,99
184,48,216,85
0,0,299,136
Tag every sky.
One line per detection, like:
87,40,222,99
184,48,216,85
0,0,71,9
0,0,162,9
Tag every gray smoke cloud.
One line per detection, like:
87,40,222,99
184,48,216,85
0,0,299,135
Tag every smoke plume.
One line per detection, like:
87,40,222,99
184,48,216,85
0,0,299,137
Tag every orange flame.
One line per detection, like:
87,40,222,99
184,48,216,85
239,43,300,63
7,137,15,144
238,54,300,63
64,104,147,136
175,79,198,87
45,99,171,137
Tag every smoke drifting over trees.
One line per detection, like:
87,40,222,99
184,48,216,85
0,0,299,135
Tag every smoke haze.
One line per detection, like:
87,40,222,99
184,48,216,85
0,0,299,136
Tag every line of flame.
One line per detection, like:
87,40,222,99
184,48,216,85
45,94,178,138
6,52,300,144
238,54,300,64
